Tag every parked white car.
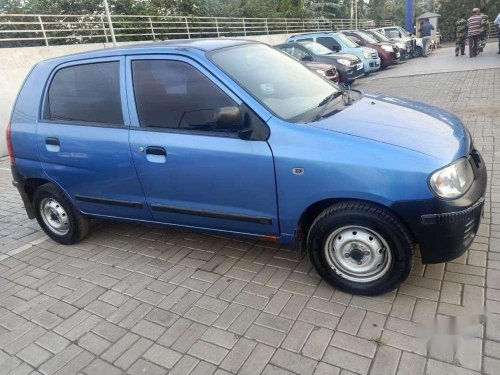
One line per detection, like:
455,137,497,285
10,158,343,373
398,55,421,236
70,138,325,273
372,26,429,58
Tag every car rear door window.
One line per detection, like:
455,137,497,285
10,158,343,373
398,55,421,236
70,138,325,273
316,37,341,51
132,60,235,130
44,62,123,125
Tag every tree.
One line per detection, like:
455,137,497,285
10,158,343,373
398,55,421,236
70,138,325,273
437,0,497,41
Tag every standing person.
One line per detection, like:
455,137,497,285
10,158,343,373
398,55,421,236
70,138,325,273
479,9,489,53
467,8,483,57
455,14,467,56
418,19,434,57
495,12,500,54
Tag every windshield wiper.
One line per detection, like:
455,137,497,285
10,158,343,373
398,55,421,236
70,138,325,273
313,92,342,121
312,85,357,122
340,83,353,106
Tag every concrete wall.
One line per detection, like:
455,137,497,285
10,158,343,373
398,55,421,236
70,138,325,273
0,33,290,157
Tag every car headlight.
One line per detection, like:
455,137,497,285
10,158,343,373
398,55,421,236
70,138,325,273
362,50,371,59
381,45,393,52
315,69,326,76
429,158,474,199
337,59,350,66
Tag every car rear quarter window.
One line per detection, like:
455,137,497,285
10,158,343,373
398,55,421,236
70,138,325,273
131,60,235,130
44,62,123,125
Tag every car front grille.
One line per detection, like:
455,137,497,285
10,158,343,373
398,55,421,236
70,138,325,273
463,216,477,243
371,52,378,59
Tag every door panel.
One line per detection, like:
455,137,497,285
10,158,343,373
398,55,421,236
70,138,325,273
37,57,150,220
130,130,278,234
126,56,279,236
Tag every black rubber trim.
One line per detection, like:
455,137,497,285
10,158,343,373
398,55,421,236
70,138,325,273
151,204,272,225
75,194,143,208
421,198,484,225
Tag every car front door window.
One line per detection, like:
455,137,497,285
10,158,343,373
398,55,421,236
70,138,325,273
132,60,237,133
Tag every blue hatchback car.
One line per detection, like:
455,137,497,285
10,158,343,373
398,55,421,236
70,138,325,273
8,39,486,295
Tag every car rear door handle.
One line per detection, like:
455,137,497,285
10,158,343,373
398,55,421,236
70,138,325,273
145,146,167,163
45,137,60,152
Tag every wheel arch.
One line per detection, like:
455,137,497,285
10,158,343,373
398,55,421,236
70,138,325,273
24,177,51,205
296,198,416,254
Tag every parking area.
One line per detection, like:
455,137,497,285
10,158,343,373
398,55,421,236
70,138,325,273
0,44,499,375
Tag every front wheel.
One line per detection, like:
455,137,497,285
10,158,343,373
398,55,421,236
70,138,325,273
412,46,423,58
33,183,89,244
307,201,413,296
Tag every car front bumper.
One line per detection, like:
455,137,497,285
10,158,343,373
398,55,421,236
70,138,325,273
338,64,364,83
392,149,487,264
364,58,381,72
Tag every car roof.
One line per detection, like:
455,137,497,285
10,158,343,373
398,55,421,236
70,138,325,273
275,42,309,48
37,38,256,65
289,31,337,38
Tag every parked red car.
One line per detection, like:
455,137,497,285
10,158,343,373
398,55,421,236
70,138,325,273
341,30,400,68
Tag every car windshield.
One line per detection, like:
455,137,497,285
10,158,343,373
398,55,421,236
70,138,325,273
370,30,390,42
299,41,333,56
357,31,378,44
210,44,340,122
336,33,359,48
399,27,411,37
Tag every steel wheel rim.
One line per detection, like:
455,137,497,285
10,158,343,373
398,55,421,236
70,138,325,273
324,225,392,283
40,198,69,235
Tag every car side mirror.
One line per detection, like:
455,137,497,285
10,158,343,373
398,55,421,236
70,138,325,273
301,55,313,62
215,106,244,132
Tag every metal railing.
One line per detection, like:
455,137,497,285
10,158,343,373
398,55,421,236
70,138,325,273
0,13,395,47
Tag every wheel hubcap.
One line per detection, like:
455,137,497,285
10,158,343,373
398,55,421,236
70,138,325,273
40,198,69,235
324,226,392,283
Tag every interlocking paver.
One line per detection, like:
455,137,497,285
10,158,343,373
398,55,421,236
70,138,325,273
0,46,498,374
16,343,52,368
220,337,256,373
302,327,333,360
142,343,182,369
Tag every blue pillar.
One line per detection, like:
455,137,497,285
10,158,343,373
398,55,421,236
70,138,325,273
405,0,414,33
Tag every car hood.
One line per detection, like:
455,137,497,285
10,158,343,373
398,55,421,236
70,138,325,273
312,93,469,162
323,53,359,62
306,62,336,71
376,42,395,48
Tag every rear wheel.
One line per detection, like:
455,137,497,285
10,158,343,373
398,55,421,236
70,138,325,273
412,46,423,58
34,183,89,244
307,201,413,295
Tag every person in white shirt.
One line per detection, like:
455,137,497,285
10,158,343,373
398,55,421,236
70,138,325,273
495,13,500,54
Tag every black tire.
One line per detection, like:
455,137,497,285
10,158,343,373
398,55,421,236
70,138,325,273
33,183,89,244
307,201,413,296
412,46,423,58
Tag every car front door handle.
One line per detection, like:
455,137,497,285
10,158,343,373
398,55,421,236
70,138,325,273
145,146,167,163
145,146,166,156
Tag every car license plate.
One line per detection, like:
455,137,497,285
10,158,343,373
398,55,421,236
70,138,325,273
396,52,400,58
356,63,363,70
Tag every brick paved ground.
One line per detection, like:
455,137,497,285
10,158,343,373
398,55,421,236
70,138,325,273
1,62,499,373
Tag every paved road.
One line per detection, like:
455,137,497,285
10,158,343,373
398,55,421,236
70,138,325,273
0,51,499,374
360,41,499,80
